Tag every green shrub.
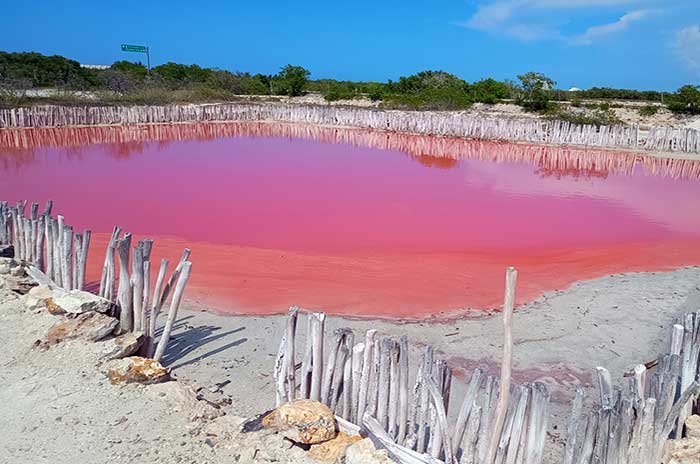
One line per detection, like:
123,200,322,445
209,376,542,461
271,64,310,97
639,105,659,116
516,72,555,112
382,87,472,110
667,85,700,115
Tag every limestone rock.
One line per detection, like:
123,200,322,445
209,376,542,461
2,274,36,295
345,438,394,464
262,399,336,445
106,356,170,385
668,437,700,464
40,311,119,348
308,431,362,462
24,285,55,310
687,415,700,439
101,331,145,360
51,289,113,314
146,381,224,421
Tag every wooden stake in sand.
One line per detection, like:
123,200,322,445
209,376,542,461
116,233,133,333
146,258,169,357
309,312,326,402
153,261,192,362
487,266,517,464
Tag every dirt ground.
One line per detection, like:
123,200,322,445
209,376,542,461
2,265,699,462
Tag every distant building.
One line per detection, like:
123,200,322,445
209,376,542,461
568,87,583,92
80,64,110,70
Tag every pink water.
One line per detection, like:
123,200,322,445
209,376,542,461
2,122,700,318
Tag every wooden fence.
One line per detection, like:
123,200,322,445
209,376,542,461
0,199,192,364
273,267,700,464
1,103,699,154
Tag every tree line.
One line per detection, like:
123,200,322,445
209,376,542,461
1,51,698,116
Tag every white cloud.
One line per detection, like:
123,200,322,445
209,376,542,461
674,25,700,71
464,0,658,43
572,9,659,45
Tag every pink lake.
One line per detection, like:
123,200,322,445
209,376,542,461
1,122,700,318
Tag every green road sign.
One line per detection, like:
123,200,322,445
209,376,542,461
121,44,148,53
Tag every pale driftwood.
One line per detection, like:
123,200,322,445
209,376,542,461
388,339,400,439
142,259,151,329
131,245,145,332
363,414,444,464
564,387,585,464
416,346,434,453
452,368,484,456
56,215,64,286
310,312,326,402
147,259,169,357
367,336,382,419
153,261,192,362
72,233,82,289
377,338,392,430
35,216,45,271
357,329,377,424
157,248,191,308
321,329,345,406
477,377,499,463
62,225,73,290
274,332,288,407
284,306,299,402
299,314,315,400
77,229,90,291
596,367,614,410
504,386,529,464
462,404,482,464
525,383,550,464
671,323,685,356
633,364,647,403
398,335,410,446
52,218,61,286
99,226,121,299
341,355,353,419
330,337,350,412
425,377,454,464
43,199,53,217
116,234,133,333
488,266,518,464
350,342,365,424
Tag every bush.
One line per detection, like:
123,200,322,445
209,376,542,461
547,107,623,127
468,78,511,104
516,72,555,112
0,51,99,89
639,105,659,116
382,87,472,110
272,64,310,97
667,85,700,115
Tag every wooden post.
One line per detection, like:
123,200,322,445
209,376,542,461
416,346,434,453
146,258,169,357
131,245,145,332
116,234,133,333
322,329,345,406
62,226,73,290
425,377,454,464
398,335,410,445
564,387,585,464
351,342,365,423
284,306,299,402
310,312,326,402
300,314,314,400
56,215,64,286
153,261,192,362
452,368,484,456
487,266,517,464
77,229,90,291
157,248,191,308
358,329,377,423
377,338,392,430
99,226,121,299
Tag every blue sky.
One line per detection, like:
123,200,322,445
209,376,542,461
3,0,699,91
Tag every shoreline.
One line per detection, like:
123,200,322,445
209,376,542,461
1,102,698,155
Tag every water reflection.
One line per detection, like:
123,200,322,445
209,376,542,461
1,122,699,180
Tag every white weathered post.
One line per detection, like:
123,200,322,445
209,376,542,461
488,266,517,464
154,261,192,362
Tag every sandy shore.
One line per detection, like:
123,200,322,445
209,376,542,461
167,266,700,462
2,261,699,462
